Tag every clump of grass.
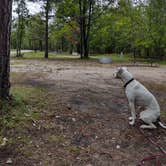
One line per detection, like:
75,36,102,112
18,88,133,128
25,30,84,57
161,111,166,119
48,134,65,144
67,145,81,156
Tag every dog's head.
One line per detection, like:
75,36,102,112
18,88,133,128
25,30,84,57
113,67,127,79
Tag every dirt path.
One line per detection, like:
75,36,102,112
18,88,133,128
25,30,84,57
11,59,166,85
2,59,166,165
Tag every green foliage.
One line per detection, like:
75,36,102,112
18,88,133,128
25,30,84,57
27,14,45,50
11,0,166,59
13,0,29,57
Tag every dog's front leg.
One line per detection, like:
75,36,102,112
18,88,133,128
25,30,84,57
128,101,136,125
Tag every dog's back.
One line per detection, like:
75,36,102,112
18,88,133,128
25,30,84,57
126,79,160,112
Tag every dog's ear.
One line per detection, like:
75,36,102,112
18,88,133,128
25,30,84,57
118,67,123,75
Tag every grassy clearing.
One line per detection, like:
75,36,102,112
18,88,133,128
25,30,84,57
11,51,77,60
11,51,166,65
11,51,131,62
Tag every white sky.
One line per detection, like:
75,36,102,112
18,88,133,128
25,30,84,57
12,1,42,18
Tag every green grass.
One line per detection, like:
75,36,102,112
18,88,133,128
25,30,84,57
11,51,166,65
158,60,166,65
91,53,132,62
11,51,78,60
12,51,132,62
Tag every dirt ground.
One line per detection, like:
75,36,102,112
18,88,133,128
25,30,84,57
1,59,166,166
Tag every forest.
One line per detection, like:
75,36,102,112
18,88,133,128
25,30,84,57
11,0,166,59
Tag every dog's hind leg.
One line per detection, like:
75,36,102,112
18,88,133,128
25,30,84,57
139,110,157,129
140,123,157,129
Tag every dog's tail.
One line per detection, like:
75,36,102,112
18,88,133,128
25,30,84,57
158,121,166,129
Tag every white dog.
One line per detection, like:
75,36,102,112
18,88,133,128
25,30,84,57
113,67,166,129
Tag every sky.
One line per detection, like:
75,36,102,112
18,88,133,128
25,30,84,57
12,1,42,18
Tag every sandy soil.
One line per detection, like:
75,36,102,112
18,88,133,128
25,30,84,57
11,59,166,85
2,59,166,165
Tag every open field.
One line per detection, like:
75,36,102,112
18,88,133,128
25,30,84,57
0,58,166,165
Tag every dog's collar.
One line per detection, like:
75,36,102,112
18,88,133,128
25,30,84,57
124,78,134,88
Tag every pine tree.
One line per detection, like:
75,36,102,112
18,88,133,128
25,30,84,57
0,0,13,100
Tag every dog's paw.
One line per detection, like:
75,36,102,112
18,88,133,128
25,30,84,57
140,125,146,129
128,117,133,121
129,120,135,126
129,117,135,125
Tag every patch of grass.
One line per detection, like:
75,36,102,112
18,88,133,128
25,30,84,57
48,134,65,144
91,53,132,63
162,111,166,119
158,60,166,65
12,51,79,60
12,51,133,64
10,61,24,65
11,86,47,109
11,51,166,65
0,86,47,144
67,145,81,156
142,81,166,91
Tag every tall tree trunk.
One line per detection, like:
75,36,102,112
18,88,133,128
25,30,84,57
61,36,64,52
79,0,93,59
16,13,23,57
18,15,24,57
133,48,136,64
45,0,49,58
39,40,43,51
16,15,21,57
82,0,86,58
79,0,83,59
84,0,92,58
0,0,12,100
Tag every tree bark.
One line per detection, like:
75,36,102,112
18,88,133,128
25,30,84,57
82,0,86,58
0,0,12,100
79,0,93,59
79,0,83,59
16,14,21,57
45,0,49,58
39,40,43,51
84,0,92,58
133,48,136,64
